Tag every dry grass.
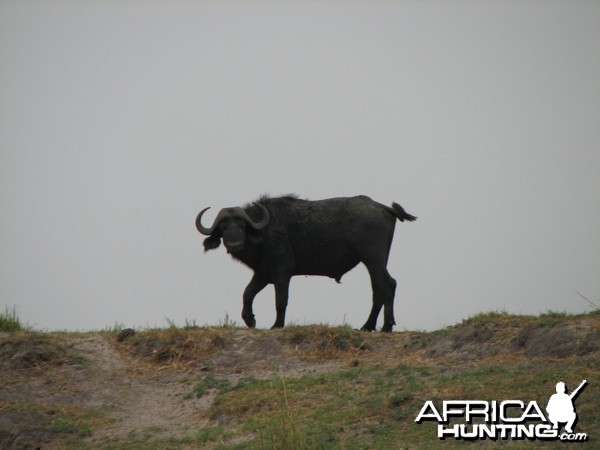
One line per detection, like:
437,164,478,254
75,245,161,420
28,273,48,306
115,326,235,368
281,325,373,358
0,331,82,374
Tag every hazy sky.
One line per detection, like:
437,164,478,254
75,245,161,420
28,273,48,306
1,1,599,332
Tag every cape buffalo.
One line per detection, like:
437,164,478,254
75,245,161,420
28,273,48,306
196,195,416,332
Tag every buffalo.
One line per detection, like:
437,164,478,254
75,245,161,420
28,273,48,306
196,195,416,332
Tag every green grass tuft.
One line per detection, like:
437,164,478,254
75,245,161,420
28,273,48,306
0,306,23,332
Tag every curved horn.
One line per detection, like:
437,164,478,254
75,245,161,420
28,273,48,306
195,207,230,235
234,203,270,230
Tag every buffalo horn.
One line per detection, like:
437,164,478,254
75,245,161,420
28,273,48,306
195,207,229,235
234,203,270,230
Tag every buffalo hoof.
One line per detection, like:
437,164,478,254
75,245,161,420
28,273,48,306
381,323,394,333
271,323,284,329
360,325,375,332
243,316,256,328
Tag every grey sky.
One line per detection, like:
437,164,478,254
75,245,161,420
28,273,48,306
1,1,599,331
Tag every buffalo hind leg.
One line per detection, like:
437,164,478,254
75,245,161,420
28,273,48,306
362,265,397,332
381,274,397,332
272,277,291,329
242,274,268,328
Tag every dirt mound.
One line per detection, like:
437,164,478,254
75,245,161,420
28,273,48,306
115,316,600,371
515,318,599,357
0,333,74,371
115,325,373,374
120,327,228,364
407,313,599,361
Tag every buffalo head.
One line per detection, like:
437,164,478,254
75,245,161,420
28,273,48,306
195,203,270,254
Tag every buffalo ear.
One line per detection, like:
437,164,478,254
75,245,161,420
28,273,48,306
203,234,221,252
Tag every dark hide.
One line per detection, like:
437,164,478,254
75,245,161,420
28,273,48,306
196,195,416,332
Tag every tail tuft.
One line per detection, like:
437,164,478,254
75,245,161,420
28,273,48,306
390,202,417,222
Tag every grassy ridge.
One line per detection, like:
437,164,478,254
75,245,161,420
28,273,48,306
0,310,598,449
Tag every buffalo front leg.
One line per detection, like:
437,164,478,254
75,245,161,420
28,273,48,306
361,299,383,332
242,274,268,328
271,278,291,329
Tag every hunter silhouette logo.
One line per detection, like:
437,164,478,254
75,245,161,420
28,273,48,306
415,379,589,442
546,380,586,434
